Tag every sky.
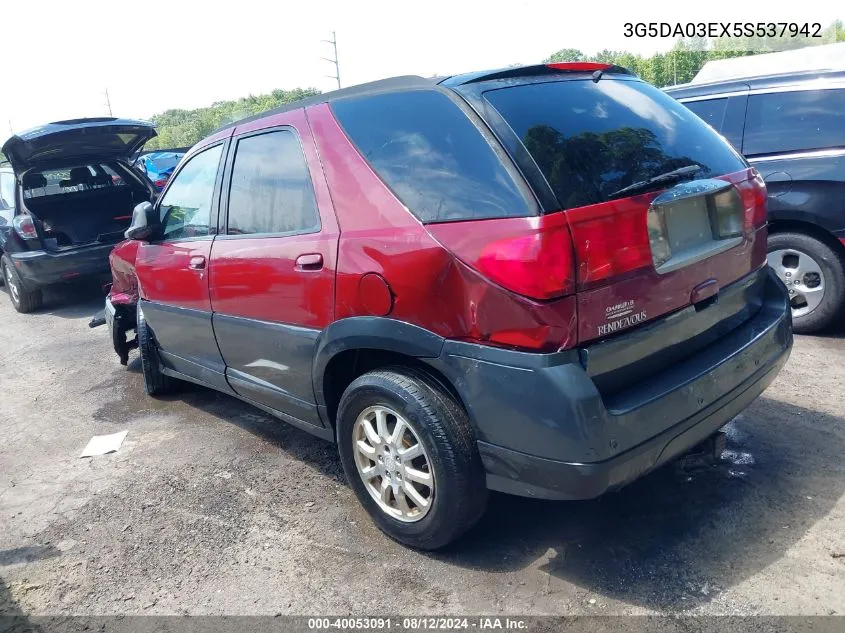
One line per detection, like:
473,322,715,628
1,0,841,140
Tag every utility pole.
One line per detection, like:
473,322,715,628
673,50,677,85
321,31,341,90
104,88,113,116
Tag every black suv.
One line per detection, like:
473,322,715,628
666,69,845,333
0,118,157,312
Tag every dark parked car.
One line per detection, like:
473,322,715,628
0,118,158,312
666,69,845,333
104,63,792,549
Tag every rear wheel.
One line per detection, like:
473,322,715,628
336,368,487,550
1,255,43,313
137,302,179,396
767,232,845,333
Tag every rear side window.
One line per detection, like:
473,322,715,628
683,98,728,131
226,130,320,235
484,79,747,209
332,90,534,223
743,89,845,156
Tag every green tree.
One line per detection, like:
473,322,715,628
546,48,586,62
144,86,320,150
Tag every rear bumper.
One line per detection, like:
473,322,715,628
9,244,114,289
430,267,792,500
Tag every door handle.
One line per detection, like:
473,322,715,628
295,253,323,271
188,255,206,270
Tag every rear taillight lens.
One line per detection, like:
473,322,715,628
426,212,575,300
743,170,768,231
153,177,168,189
566,196,654,290
13,214,38,240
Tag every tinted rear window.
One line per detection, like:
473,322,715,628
484,79,746,209
743,88,845,156
332,90,535,222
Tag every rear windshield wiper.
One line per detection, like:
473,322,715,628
608,164,702,200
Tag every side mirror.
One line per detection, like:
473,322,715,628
125,201,157,240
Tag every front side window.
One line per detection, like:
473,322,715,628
226,130,320,235
159,144,223,240
332,89,535,223
743,88,845,156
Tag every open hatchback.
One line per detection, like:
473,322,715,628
0,118,157,313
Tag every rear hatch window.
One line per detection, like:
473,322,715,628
483,78,765,344
483,78,747,209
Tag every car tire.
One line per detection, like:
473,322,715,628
767,231,845,334
137,302,179,396
1,255,43,313
336,367,487,550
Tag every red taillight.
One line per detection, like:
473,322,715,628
546,62,613,73
13,214,38,240
744,170,768,231
427,212,575,300
153,178,168,188
566,196,655,290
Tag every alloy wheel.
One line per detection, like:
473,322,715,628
768,248,825,318
352,405,434,522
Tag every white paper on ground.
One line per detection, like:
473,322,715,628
80,430,128,458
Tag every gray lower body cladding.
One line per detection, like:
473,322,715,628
429,267,792,500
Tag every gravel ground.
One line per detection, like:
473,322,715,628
0,282,843,618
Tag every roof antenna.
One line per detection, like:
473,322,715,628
592,69,604,83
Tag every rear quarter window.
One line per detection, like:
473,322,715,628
331,89,535,223
743,88,845,156
484,79,747,209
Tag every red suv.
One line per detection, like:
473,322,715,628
104,63,792,549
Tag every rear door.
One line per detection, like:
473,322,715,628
208,109,339,428
134,141,229,389
741,87,845,227
470,76,763,343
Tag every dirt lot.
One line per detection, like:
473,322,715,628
0,283,843,618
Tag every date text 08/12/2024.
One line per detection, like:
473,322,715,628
307,617,528,630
